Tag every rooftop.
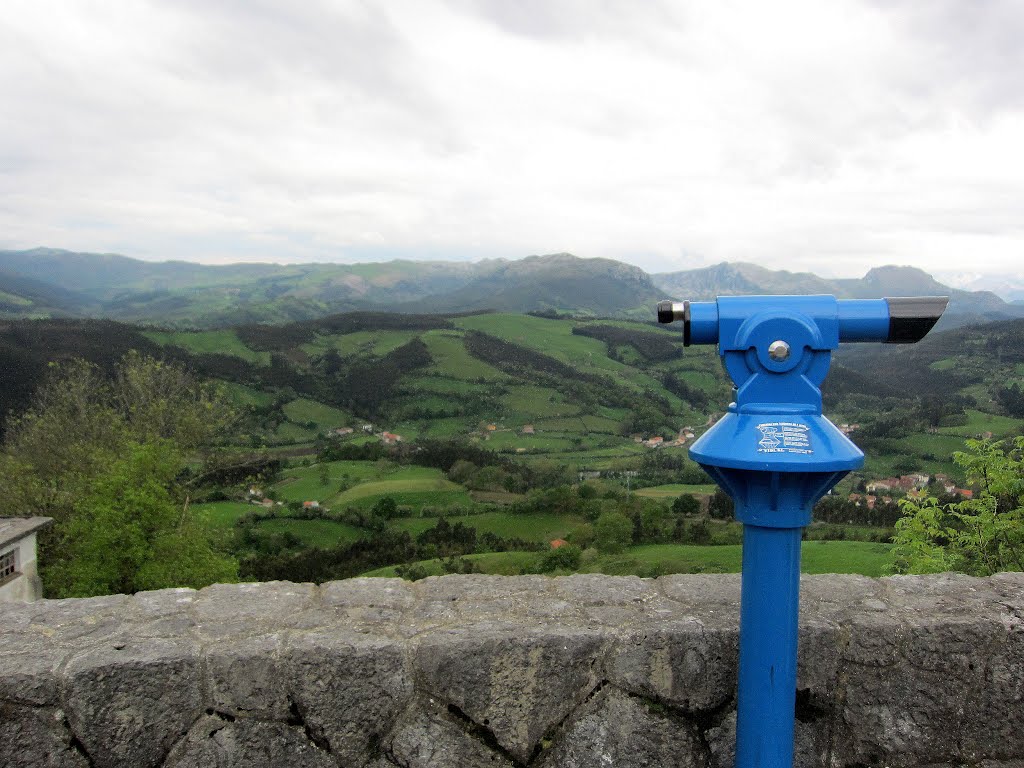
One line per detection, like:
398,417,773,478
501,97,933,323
0,516,53,547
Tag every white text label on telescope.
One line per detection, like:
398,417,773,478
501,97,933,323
755,422,813,455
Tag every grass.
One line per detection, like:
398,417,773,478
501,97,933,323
579,541,893,577
483,431,586,453
453,313,683,404
634,483,718,499
361,540,894,579
935,409,1021,438
219,382,276,409
390,512,586,543
143,329,270,364
281,398,350,428
301,330,421,358
417,418,474,438
420,331,509,381
255,518,365,548
272,421,320,444
273,460,387,502
322,467,472,510
192,501,255,529
501,385,579,419
516,444,649,469
399,375,493,397
363,551,541,578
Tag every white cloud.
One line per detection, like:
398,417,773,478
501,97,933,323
0,0,1022,281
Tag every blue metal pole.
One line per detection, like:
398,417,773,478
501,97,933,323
735,522,803,768
657,293,947,767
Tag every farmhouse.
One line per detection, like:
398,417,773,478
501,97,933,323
0,516,52,603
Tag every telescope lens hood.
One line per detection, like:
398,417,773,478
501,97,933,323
884,296,948,343
657,300,693,345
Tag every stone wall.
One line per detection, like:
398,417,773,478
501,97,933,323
2,572,1022,768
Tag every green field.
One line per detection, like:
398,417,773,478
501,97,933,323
501,385,579,419
363,540,894,578
281,398,350,428
453,313,684,405
272,421,319,444
144,329,270,364
330,478,473,510
220,382,276,409
634,483,718,499
483,431,586,453
391,511,585,543
302,330,421,358
255,518,365,548
273,460,397,502
935,409,1021,438
364,551,541,577
192,501,255,529
421,331,509,381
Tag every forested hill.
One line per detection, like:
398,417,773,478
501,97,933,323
1,310,1021,485
1,247,1020,328
653,263,1018,329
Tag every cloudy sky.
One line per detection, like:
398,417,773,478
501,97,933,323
1,0,1022,287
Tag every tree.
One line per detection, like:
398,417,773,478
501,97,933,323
0,354,240,596
891,438,1024,576
371,496,400,520
595,511,633,554
672,494,701,516
708,489,735,520
48,441,236,596
539,544,582,572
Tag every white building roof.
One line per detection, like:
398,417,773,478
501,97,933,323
0,517,53,548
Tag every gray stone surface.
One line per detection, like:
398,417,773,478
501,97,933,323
385,701,515,768
414,624,608,763
0,704,88,768
63,636,205,768
164,716,335,768
285,628,413,768
538,687,704,768
0,572,1021,768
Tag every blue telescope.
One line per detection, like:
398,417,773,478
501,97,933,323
657,294,947,768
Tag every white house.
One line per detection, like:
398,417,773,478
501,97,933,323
0,517,52,602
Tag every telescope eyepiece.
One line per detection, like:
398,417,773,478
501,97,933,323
884,296,949,343
657,300,684,324
657,300,693,345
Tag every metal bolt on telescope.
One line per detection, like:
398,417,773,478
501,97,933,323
657,294,947,768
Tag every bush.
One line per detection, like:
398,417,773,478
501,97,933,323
595,511,633,554
538,544,583,572
672,494,701,516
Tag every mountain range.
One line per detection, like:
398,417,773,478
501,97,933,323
1,247,1020,328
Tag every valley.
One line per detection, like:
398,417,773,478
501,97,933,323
3,302,1018,586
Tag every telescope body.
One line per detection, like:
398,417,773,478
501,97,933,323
657,293,946,768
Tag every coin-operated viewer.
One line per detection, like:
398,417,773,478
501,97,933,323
658,295,948,768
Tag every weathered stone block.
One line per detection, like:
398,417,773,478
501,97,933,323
164,715,335,768
62,636,205,768
284,628,413,768
539,687,704,768
608,618,737,712
0,703,88,768
414,625,608,763
386,701,515,768
206,633,290,720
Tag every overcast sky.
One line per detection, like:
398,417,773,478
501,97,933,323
1,0,1023,287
